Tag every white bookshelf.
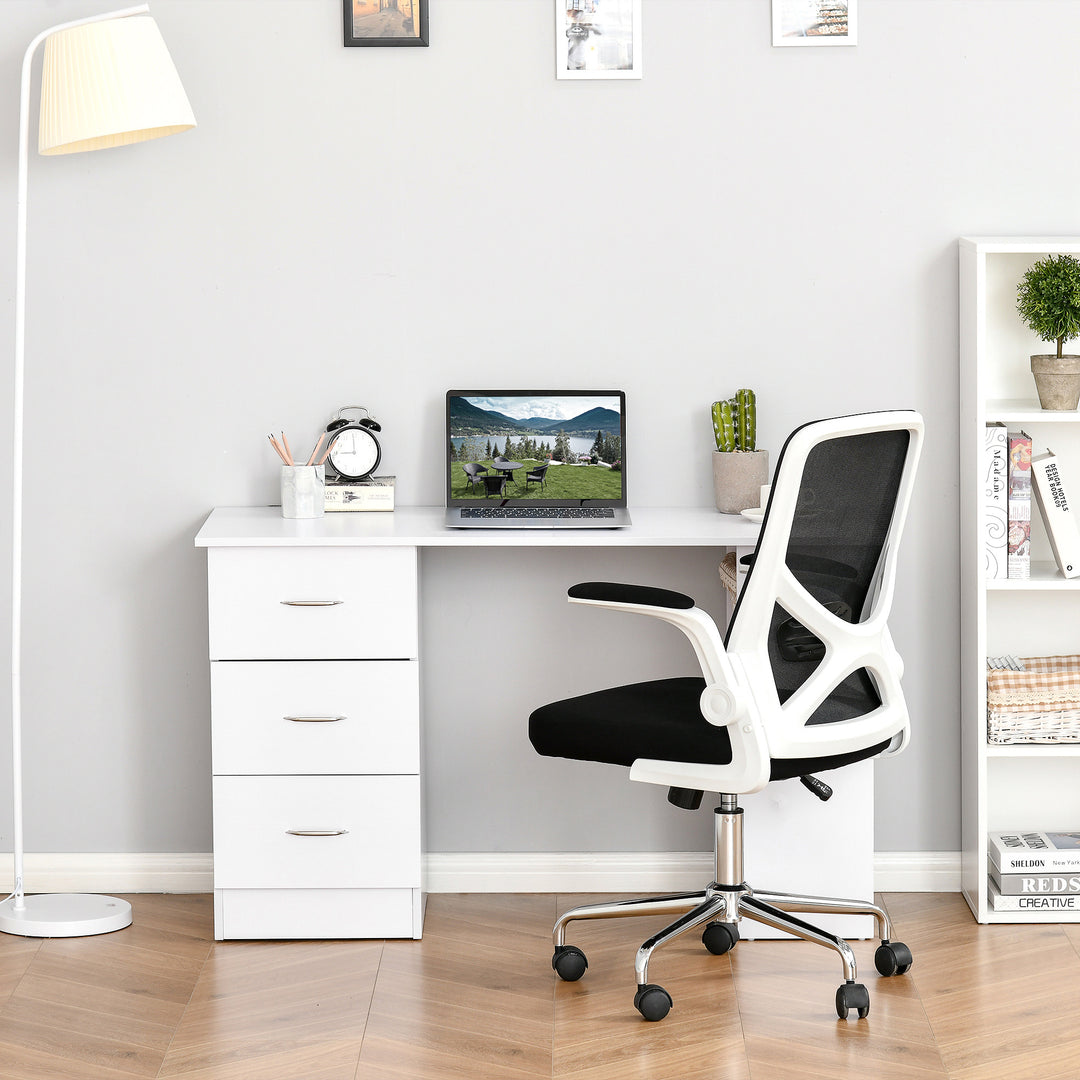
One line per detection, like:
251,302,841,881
960,237,1080,923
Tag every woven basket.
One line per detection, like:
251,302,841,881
987,655,1080,744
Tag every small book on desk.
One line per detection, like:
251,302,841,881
324,476,395,512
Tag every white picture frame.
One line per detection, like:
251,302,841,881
772,0,857,47
556,0,642,80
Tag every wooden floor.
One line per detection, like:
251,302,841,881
0,891,1077,1079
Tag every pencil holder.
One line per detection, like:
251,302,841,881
281,464,325,519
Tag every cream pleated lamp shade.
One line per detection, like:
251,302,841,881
38,14,195,156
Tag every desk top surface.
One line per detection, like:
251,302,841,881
195,506,760,548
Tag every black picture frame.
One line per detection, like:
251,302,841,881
343,0,429,47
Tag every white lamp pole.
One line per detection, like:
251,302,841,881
1,5,195,937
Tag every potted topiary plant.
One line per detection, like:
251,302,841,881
1016,253,1080,410
710,388,768,513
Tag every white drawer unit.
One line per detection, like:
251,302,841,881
203,544,423,940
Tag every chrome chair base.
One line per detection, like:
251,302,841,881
550,796,912,1021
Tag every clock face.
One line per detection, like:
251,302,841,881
328,428,380,479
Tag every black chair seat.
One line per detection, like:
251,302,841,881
529,676,889,782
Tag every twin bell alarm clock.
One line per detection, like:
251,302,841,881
323,406,382,481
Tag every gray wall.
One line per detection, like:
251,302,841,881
2,0,1077,858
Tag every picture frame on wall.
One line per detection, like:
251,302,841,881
343,0,429,47
556,0,642,80
772,0,856,46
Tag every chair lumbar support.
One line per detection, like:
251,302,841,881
549,792,914,1022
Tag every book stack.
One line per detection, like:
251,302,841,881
324,475,396,512
988,830,1080,911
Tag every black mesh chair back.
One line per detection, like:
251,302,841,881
729,423,911,728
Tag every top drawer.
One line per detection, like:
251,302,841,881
207,547,418,660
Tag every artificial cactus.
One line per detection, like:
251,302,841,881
712,399,736,452
735,388,756,452
712,390,757,451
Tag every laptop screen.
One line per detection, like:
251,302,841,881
446,390,626,508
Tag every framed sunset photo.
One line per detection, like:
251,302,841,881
343,0,429,47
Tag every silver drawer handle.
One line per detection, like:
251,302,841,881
284,715,346,723
285,828,349,837
280,600,343,607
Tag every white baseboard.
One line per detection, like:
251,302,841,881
0,851,961,895
872,851,961,893
0,853,214,894
425,851,962,894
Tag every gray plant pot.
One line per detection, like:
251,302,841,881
1031,354,1080,410
712,450,768,514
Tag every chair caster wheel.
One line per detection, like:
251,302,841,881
634,983,673,1021
874,940,913,977
835,980,870,1019
551,944,588,981
701,920,740,956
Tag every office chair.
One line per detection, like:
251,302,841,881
529,411,923,1021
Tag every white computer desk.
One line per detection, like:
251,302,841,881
196,505,762,550
195,506,872,940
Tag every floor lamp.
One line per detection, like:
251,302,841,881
0,5,195,938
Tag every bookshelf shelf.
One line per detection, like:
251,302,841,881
986,398,1080,424
985,561,1080,589
984,743,1080,758
961,237,1080,925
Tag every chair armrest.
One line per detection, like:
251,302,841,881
567,581,695,610
567,581,746,726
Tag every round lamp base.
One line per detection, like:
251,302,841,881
0,893,133,937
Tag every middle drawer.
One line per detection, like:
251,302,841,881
211,661,419,775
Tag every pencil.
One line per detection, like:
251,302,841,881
268,433,289,464
306,432,327,467
280,431,295,465
316,436,335,466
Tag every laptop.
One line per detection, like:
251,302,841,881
444,390,631,528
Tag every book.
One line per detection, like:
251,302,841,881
988,877,1080,910
988,830,1080,871
324,475,396,512
1030,451,1080,578
1007,430,1032,579
984,423,1008,579
988,863,1080,895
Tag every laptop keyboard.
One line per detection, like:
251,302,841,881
459,507,616,519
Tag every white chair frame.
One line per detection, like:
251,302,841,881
546,411,924,1021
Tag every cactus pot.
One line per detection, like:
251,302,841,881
712,450,769,514
1031,354,1080,410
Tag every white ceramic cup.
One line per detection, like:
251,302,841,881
281,464,325,519
759,484,772,510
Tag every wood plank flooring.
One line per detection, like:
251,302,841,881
0,892,1076,1078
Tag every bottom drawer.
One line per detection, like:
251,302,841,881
215,887,423,940
213,775,420,889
